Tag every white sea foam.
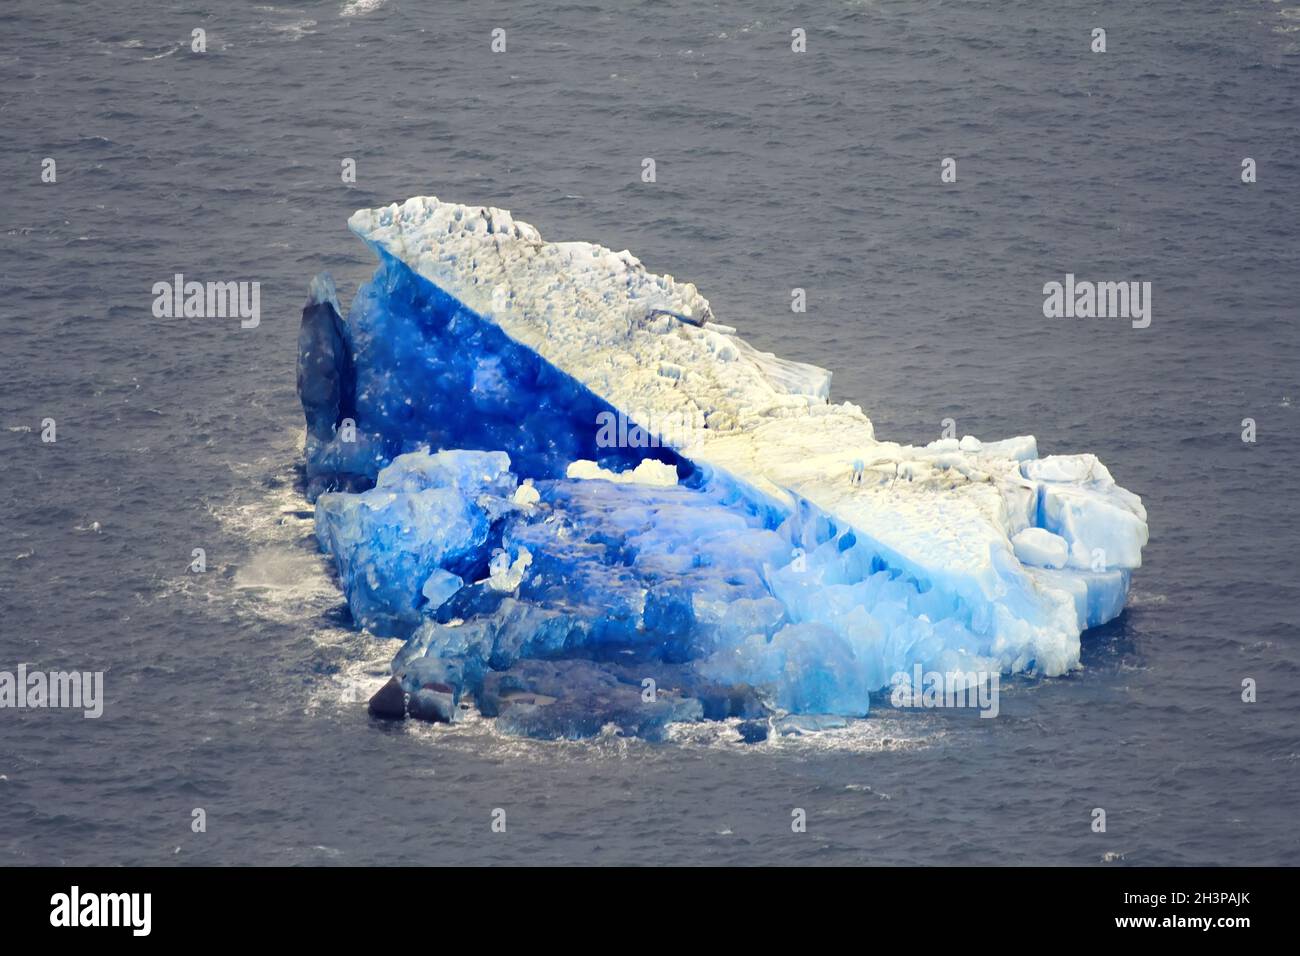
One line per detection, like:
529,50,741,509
341,0,388,17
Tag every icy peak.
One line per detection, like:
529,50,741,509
348,196,841,440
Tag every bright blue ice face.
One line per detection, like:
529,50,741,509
302,254,683,500
316,447,791,652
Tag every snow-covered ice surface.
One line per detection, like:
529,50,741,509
302,196,1149,739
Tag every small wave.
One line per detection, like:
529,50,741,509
265,18,318,41
1125,590,1167,608
845,783,892,799
1275,8,1300,33
341,0,388,16
667,713,941,755
141,42,184,61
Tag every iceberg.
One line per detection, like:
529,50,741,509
299,196,1149,739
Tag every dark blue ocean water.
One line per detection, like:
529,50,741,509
1,0,1297,865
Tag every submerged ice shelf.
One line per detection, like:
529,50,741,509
299,196,1149,740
